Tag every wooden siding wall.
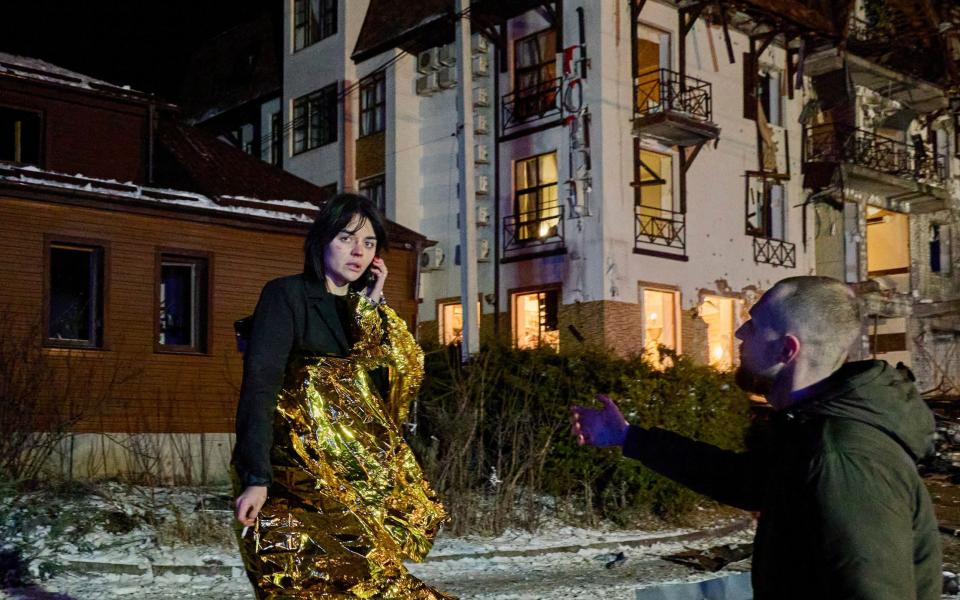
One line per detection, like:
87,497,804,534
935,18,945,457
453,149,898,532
0,195,419,433
2,79,149,184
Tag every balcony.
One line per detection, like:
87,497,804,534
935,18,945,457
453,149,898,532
632,68,720,147
502,204,566,262
804,22,946,114
802,125,948,212
633,206,687,260
753,237,796,268
501,78,562,135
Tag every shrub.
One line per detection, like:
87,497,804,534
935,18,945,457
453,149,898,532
411,344,750,532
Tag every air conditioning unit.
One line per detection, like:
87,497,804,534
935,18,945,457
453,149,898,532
476,174,490,195
474,143,489,164
476,206,490,226
472,55,489,78
417,47,440,74
416,73,440,96
420,246,445,270
438,66,457,89
473,87,490,107
477,238,491,262
474,113,489,134
438,43,456,66
472,32,489,55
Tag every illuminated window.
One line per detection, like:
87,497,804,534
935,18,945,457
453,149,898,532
438,300,480,346
512,289,559,350
636,149,673,213
642,288,678,364
700,295,739,370
514,152,559,242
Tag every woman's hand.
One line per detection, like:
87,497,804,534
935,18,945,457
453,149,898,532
366,256,388,303
235,485,268,526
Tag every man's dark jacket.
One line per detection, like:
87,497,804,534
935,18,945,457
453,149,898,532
232,273,386,488
624,360,941,599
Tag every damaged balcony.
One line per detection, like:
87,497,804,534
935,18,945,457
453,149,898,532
802,125,948,213
502,204,566,263
632,69,719,147
634,205,687,260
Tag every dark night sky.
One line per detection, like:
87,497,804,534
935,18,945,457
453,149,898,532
0,1,266,102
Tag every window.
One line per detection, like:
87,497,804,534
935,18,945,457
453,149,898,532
758,69,783,127
0,106,41,166
358,175,385,212
634,25,671,112
267,110,282,165
47,242,104,348
514,27,558,119
866,207,909,277
158,253,209,353
700,295,739,370
642,287,679,365
293,83,338,154
359,71,385,137
512,289,559,350
515,152,559,242
293,0,336,50
636,149,673,211
746,177,785,239
229,123,255,155
931,223,952,274
438,300,481,346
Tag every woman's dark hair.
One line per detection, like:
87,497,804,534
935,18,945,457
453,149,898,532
304,192,389,288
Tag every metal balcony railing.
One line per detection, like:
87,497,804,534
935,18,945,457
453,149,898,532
633,68,713,122
503,204,564,259
753,237,796,268
501,78,562,133
803,124,946,184
634,206,686,251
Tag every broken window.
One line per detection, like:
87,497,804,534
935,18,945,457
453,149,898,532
866,207,909,277
293,83,338,154
642,287,679,365
359,71,385,137
514,152,559,242
513,288,560,351
0,106,41,166
758,69,783,128
47,242,104,348
293,0,336,50
158,253,209,353
700,295,739,370
746,177,785,240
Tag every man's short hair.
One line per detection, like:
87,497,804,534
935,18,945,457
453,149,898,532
768,276,861,366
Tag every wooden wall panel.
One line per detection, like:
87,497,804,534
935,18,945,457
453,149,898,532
0,195,420,434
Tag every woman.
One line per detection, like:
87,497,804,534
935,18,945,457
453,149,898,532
233,193,452,599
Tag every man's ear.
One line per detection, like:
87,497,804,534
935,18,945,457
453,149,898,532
780,334,800,364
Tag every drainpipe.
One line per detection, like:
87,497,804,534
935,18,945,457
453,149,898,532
493,26,502,340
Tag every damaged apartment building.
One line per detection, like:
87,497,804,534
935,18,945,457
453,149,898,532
185,0,960,390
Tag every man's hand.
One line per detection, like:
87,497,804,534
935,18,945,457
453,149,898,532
235,485,268,526
570,394,629,448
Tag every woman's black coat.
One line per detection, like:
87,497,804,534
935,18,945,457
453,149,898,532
232,273,386,487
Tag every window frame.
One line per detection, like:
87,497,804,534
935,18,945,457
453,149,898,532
745,175,786,240
699,294,741,370
292,83,339,155
293,0,337,51
154,248,213,355
436,296,482,346
43,235,109,350
513,151,560,242
0,104,44,167
358,174,386,213
639,282,681,362
358,71,386,138
513,26,558,94
509,284,561,351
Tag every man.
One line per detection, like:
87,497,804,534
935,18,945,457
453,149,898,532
571,276,941,599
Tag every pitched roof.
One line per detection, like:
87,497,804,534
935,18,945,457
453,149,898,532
0,51,158,104
352,0,452,62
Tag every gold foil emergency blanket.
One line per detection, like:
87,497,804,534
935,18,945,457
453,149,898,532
240,296,453,599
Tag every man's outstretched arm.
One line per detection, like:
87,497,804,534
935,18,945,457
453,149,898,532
571,394,765,511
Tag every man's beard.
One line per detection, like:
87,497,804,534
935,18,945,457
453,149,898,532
735,364,773,395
